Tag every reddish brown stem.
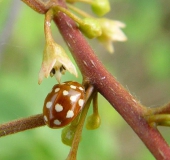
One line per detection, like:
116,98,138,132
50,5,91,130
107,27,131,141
17,0,170,159
21,0,58,14
0,114,45,137
52,1,170,159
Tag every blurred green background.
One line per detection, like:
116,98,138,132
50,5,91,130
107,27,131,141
0,0,170,160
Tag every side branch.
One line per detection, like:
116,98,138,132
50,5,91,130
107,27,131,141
0,114,45,137
22,0,58,14
148,102,170,115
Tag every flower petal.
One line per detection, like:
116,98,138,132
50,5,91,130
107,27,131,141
97,18,127,53
38,41,78,84
53,45,78,78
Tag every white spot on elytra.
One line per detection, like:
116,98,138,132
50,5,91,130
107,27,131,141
55,104,63,112
78,99,84,108
70,95,78,102
63,90,69,96
79,87,84,91
70,85,76,89
44,115,48,121
55,88,60,92
66,110,74,118
54,119,61,125
46,101,52,108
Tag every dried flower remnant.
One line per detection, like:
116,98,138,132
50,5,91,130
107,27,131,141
97,18,127,53
38,40,78,84
38,8,78,84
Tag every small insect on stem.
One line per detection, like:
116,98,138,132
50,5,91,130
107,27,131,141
43,81,85,128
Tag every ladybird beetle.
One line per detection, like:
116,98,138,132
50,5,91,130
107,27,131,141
43,81,85,128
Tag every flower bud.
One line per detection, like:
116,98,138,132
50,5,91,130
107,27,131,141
61,125,77,146
79,18,102,39
91,0,110,16
86,113,101,130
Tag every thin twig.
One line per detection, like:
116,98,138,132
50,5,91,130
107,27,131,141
21,0,57,14
148,102,170,115
66,85,94,160
0,114,45,137
146,114,170,126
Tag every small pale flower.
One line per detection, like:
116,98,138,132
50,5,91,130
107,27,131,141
97,18,127,53
38,40,78,84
